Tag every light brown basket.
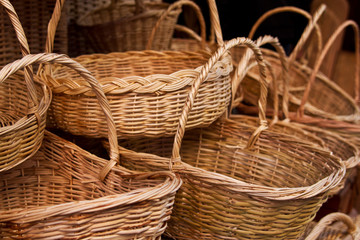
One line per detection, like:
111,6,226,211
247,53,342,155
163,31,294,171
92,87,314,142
300,212,360,240
76,0,182,52
112,38,345,239
0,0,51,172
0,53,182,239
0,0,67,65
43,0,232,139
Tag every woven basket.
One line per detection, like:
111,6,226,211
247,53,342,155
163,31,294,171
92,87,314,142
43,0,232,139
300,212,360,240
111,38,345,239
0,0,51,172
0,53,182,239
76,0,182,52
0,0,67,65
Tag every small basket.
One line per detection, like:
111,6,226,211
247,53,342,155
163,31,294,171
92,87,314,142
76,0,182,52
44,0,232,139
0,53,182,239
0,0,51,172
113,38,345,239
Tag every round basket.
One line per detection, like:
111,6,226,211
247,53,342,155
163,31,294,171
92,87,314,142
44,0,232,139
0,0,51,172
76,0,182,52
0,53,182,239
112,38,345,239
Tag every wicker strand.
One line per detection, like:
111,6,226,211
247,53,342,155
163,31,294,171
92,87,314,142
0,53,119,180
146,0,206,50
0,0,37,107
171,37,266,164
298,20,360,117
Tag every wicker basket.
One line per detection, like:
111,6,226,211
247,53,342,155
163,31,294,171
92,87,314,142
300,212,360,240
76,0,182,52
0,0,51,172
43,0,232,139
0,53,182,239
0,0,67,65
111,38,345,239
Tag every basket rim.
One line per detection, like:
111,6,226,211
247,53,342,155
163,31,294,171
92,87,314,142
0,130,182,223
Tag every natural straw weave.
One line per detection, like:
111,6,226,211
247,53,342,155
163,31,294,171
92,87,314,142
0,53,182,239
0,0,51,172
44,0,232,139
114,37,345,239
77,0,182,52
300,212,360,240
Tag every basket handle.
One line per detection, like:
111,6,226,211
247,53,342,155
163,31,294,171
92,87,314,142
146,0,206,50
304,212,358,240
298,20,360,117
4,53,119,181
170,37,267,169
248,5,325,67
0,0,38,107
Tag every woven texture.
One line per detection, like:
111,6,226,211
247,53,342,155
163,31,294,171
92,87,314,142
77,0,182,52
0,0,67,66
0,0,51,172
0,52,182,239
112,37,345,239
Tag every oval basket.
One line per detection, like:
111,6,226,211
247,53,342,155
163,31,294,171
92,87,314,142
0,53,182,239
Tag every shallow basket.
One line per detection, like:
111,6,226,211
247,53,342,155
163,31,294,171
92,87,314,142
0,53,182,239
77,0,182,52
45,0,231,139
0,0,51,172
113,38,345,239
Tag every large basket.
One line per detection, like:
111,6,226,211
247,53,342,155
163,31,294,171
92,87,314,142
112,38,345,239
76,0,182,52
0,53,182,239
0,0,67,65
0,0,51,172
44,0,232,139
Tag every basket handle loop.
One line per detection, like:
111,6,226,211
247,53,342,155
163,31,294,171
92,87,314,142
146,0,206,50
5,53,120,180
248,5,325,68
304,212,358,240
170,37,267,169
0,0,38,107
298,20,360,117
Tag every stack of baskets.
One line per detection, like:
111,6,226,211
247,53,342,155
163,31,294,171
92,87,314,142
0,0,357,239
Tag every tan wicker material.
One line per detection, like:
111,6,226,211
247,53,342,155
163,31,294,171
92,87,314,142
0,0,67,65
300,212,360,240
0,0,51,172
110,37,346,239
76,0,182,52
44,0,231,139
0,53,182,239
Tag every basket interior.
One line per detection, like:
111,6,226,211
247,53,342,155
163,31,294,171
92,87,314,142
52,51,210,82
0,131,169,211
120,120,341,189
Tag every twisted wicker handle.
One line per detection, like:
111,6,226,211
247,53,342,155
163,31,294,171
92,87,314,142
170,37,266,169
298,20,360,117
305,212,358,240
232,36,288,123
6,53,119,180
146,0,206,50
248,5,325,66
0,0,38,107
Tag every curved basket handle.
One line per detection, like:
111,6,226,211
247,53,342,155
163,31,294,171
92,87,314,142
248,5,326,67
146,0,206,50
0,0,38,107
305,212,358,240
298,20,360,117
207,0,223,45
3,53,119,181
170,37,267,170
